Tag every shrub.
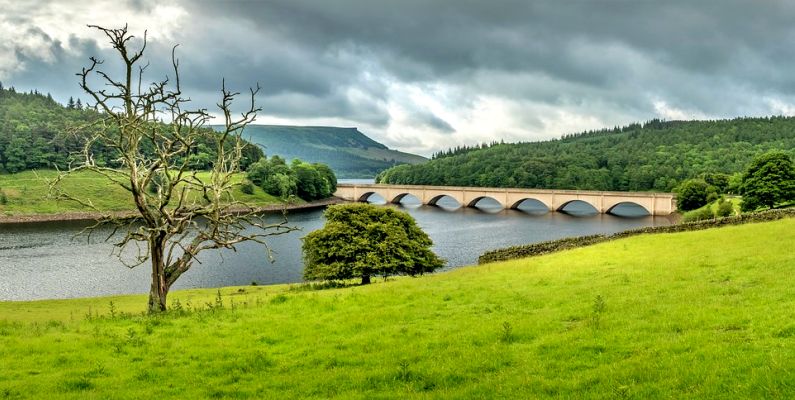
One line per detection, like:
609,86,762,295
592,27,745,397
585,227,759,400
716,199,734,217
676,179,715,211
683,207,715,222
240,181,255,195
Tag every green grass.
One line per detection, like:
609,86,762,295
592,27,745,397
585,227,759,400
2,219,795,398
681,196,742,221
0,170,286,216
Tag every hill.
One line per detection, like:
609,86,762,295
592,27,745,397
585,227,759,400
2,218,794,397
377,117,795,191
0,85,263,174
232,125,427,178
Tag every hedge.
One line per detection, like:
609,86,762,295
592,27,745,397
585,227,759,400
478,208,795,264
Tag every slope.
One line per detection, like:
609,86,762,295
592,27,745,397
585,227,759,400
377,117,795,191
2,218,795,398
234,125,426,178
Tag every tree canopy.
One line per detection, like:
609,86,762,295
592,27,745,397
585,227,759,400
377,117,795,192
246,156,336,200
302,203,444,284
676,179,716,211
740,151,795,211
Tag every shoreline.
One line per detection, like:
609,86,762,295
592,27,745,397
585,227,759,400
0,197,349,226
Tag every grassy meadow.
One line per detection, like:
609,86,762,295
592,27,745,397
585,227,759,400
2,218,795,398
0,170,285,216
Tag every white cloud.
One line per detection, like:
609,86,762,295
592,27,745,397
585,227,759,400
0,0,186,80
652,99,709,121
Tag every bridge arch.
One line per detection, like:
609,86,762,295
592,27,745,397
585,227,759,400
466,196,504,209
556,200,599,215
358,191,388,204
509,198,552,212
428,194,462,208
605,201,651,216
390,192,422,205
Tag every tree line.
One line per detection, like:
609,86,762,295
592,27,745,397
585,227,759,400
377,117,795,192
0,83,263,173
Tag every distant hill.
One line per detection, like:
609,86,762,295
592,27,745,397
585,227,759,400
230,125,427,178
377,117,795,192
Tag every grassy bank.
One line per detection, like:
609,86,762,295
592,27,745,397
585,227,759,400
2,219,795,398
0,170,286,216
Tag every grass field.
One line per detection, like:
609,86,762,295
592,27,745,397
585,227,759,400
1,218,795,398
0,170,285,216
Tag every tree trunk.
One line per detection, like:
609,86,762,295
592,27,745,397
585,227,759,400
361,274,371,285
147,234,169,313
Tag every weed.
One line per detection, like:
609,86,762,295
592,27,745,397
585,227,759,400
108,301,116,318
61,377,94,392
500,321,514,343
270,294,288,304
591,295,607,329
170,298,184,314
215,290,224,309
395,360,413,382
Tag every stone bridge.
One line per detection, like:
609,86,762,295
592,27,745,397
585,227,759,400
334,184,677,216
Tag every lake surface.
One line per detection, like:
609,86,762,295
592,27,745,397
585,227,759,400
0,198,673,301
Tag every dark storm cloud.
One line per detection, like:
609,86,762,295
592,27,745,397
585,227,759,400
190,0,795,114
6,0,795,153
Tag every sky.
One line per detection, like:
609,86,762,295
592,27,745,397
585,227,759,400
2,0,795,156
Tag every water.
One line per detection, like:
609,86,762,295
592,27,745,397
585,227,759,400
0,198,673,301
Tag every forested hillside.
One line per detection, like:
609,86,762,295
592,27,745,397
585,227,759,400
232,125,426,178
377,117,795,192
0,84,262,173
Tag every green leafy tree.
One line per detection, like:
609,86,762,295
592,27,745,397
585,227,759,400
740,151,795,211
303,203,444,284
676,179,715,211
4,136,29,173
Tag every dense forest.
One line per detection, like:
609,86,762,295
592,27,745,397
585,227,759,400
377,117,795,192
0,84,263,173
230,125,426,178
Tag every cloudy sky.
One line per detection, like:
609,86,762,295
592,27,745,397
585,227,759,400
2,1,795,156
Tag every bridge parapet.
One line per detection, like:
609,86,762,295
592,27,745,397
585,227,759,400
334,184,677,216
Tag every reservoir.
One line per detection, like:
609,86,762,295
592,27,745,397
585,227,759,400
0,198,673,301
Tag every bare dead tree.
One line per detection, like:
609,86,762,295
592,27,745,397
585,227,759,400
50,25,294,313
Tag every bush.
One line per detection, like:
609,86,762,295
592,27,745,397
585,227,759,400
676,179,715,211
240,181,255,195
716,199,734,217
147,171,170,194
302,203,444,284
683,207,715,222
